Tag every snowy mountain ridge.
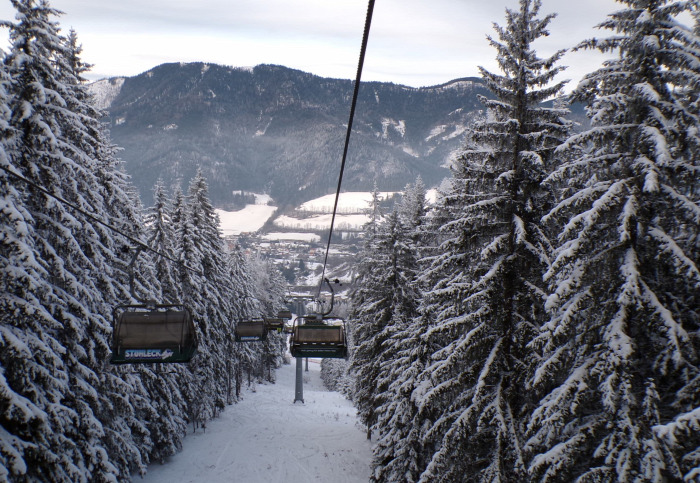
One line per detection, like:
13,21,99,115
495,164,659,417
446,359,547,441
88,62,491,207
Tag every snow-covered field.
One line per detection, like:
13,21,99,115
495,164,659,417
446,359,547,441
216,204,278,236
140,360,371,483
215,189,439,237
262,232,322,242
274,213,370,232
299,192,395,214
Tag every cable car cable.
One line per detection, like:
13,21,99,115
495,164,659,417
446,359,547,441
0,164,203,276
316,0,375,299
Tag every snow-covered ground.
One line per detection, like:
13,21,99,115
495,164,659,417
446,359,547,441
140,360,371,483
87,77,125,109
299,192,396,214
274,213,369,232
215,189,439,237
216,204,278,236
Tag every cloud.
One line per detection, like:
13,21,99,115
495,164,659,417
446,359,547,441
0,0,681,89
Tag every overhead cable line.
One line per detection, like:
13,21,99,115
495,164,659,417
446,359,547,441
316,0,375,299
0,164,203,277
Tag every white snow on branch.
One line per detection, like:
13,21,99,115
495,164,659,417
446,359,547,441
561,180,627,241
653,406,700,445
648,227,700,285
641,280,690,367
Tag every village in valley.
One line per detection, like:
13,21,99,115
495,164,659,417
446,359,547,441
217,191,402,301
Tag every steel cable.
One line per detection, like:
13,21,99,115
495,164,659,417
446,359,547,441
316,0,375,298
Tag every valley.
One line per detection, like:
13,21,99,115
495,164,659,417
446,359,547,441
217,190,402,302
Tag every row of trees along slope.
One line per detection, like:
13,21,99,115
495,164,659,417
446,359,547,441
347,0,700,481
0,0,287,480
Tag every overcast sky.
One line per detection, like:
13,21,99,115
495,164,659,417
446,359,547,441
0,0,659,89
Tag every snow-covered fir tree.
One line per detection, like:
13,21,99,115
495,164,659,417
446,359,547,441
176,171,234,423
0,0,181,478
0,1,135,479
226,243,264,399
350,185,395,439
0,19,62,481
366,180,428,483
351,208,409,439
145,179,179,303
61,25,189,477
412,1,570,481
398,177,427,233
0,0,346,479
246,254,288,383
527,1,700,481
128,181,191,466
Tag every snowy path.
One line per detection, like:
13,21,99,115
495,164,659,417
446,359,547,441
140,360,371,482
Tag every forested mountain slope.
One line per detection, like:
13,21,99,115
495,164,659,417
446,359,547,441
91,63,491,206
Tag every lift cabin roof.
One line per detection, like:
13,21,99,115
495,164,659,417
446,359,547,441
110,306,197,364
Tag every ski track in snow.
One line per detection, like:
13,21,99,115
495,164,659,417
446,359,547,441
139,360,371,483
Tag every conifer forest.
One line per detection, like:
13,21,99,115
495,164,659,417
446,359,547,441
1,0,699,481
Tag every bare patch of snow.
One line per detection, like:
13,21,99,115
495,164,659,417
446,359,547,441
437,80,474,91
401,145,419,157
396,120,406,137
381,117,406,139
255,118,273,137
443,124,467,140
216,204,278,236
426,125,447,142
253,193,273,205
87,78,125,110
380,118,406,139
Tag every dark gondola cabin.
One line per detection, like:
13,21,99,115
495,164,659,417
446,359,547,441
290,316,347,359
110,305,197,364
264,317,285,332
235,319,267,342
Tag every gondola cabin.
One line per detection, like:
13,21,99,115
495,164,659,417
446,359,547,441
277,310,292,319
264,317,285,332
290,316,347,359
110,305,197,364
235,319,267,342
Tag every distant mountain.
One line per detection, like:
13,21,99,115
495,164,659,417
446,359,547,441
90,63,493,207
91,63,588,208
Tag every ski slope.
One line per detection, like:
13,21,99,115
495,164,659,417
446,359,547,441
140,360,371,482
